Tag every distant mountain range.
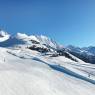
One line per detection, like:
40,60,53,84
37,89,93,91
67,45,95,64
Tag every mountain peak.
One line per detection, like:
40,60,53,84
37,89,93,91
0,31,60,50
0,30,10,42
0,29,9,37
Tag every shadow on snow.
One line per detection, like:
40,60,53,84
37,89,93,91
32,57,95,85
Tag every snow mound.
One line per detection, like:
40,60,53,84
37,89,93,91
0,30,10,42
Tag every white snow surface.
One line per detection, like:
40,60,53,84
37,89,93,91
0,30,10,42
0,46,95,95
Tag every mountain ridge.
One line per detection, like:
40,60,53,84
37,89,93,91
67,45,95,64
1,29,95,64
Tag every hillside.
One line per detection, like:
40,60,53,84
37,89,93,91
0,30,95,95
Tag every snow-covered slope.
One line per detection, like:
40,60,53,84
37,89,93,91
0,46,95,95
0,31,95,95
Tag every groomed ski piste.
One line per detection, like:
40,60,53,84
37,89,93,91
0,31,95,95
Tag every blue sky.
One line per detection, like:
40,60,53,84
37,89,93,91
0,0,95,47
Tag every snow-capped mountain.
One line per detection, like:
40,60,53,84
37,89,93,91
67,45,95,55
0,31,60,50
0,31,78,62
0,29,10,42
67,45,95,64
16,32,61,50
82,46,95,55
0,30,95,95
